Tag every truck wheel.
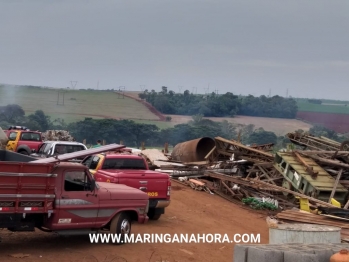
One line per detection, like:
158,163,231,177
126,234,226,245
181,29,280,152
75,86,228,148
18,150,29,155
148,209,161,220
110,212,131,245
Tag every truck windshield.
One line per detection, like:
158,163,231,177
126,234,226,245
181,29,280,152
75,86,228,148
38,143,51,154
53,145,85,155
102,158,146,170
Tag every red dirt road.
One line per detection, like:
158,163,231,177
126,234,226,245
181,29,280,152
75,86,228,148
0,183,269,262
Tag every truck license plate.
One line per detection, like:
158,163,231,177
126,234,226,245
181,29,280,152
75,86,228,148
147,192,158,197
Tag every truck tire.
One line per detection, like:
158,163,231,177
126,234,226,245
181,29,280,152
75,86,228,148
110,212,131,245
148,209,161,220
18,150,29,155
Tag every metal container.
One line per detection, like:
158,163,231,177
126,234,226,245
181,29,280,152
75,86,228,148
171,137,215,162
269,223,341,244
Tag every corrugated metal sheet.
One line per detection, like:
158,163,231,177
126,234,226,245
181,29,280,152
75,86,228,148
276,152,347,192
31,144,125,163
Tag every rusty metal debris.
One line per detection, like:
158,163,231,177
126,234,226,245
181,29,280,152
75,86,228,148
171,137,215,162
143,132,349,215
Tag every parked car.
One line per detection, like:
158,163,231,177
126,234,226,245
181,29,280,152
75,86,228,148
4,125,43,155
31,141,87,161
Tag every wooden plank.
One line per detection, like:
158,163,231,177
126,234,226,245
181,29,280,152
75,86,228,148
189,179,205,186
214,137,273,158
277,213,349,229
258,166,276,185
299,153,349,169
329,169,343,203
204,146,216,159
344,200,349,209
221,181,236,196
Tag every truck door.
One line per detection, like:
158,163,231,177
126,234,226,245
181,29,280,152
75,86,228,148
54,169,100,229
6,131,19,151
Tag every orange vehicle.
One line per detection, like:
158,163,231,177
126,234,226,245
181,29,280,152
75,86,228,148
4,126,43,155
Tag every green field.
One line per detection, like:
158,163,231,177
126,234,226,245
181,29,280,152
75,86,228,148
0,85,161,124
296,99,349,114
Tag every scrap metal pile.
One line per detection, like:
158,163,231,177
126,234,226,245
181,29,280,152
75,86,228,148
147,133,349,214
41,130,75,141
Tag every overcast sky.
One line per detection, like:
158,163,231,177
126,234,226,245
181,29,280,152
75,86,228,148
0,0,348,99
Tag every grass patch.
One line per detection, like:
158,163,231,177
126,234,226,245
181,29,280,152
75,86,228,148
132,119,175,129
297,100,349,114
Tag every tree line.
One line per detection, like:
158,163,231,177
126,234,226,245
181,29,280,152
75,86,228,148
1,104,345,150
138,87,298,118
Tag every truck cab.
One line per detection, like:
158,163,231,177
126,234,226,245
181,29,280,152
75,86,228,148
82,152,171,220
5,126,43,155
31,141,87,161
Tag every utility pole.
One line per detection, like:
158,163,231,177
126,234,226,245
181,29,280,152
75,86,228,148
70,81,78,89
117,86,125,99
268,89,271,97
57,91,65,105
178,86,183,93
286,89,289,98
140,85,146,92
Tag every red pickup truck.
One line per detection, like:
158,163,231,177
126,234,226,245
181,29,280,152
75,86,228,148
0,145,149,244
82,152,171,220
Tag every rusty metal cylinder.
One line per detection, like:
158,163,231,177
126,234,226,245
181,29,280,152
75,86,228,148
171,137,215,162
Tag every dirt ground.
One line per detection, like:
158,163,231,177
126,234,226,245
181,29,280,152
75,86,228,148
0,182,269,262
168,114,313,136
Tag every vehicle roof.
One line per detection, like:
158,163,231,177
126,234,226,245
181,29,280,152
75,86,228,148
55,161,86,168
98,153,144,159
44,141,86,146
6,130,41,134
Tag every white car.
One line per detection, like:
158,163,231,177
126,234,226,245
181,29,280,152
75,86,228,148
31,141,87,160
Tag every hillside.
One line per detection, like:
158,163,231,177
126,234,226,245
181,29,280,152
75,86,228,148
0,85,313,135
0,85,161,123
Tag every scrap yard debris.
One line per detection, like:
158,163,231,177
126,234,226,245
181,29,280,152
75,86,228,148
147,133,349,241
41,130,75,141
